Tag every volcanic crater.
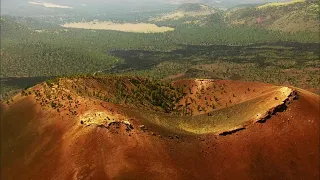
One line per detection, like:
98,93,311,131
1,76,319,180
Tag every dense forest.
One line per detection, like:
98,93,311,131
1,17,318,77
0,1,319,96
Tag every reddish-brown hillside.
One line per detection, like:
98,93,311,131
1,76,319,180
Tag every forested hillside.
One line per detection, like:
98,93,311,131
226,0,319,32
177,3,213,12
151,1,319,32
0,17,28,37
1,1,319,96
150,3,216,22
1,16,318,77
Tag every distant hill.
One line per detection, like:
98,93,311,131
165,0,302,8
152,1,319,32
177,3,212,12
2,16,60,30
151,3,216,21
0,17,28,37
226,0,319,32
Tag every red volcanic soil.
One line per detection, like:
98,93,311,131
1,78,319,180
172,79,279,116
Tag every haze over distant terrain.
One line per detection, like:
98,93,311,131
1,0,292,16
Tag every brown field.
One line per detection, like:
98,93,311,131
1,77,319,180
62,21,175,33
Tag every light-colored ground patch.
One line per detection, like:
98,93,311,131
34,29,45,33
34,29,70,34
28,1,73,9
80,111,131,127
80,111,115,126
257,0,305,9
62,21,174,33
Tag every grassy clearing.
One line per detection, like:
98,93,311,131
62,21,174,33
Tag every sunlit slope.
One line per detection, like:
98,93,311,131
151,3,216,21
227,0,319,32
137,80,294,134
257,0,306,9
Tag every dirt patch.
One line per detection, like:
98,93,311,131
80,111,133,131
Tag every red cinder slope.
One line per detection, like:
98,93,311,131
1,78,319,180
